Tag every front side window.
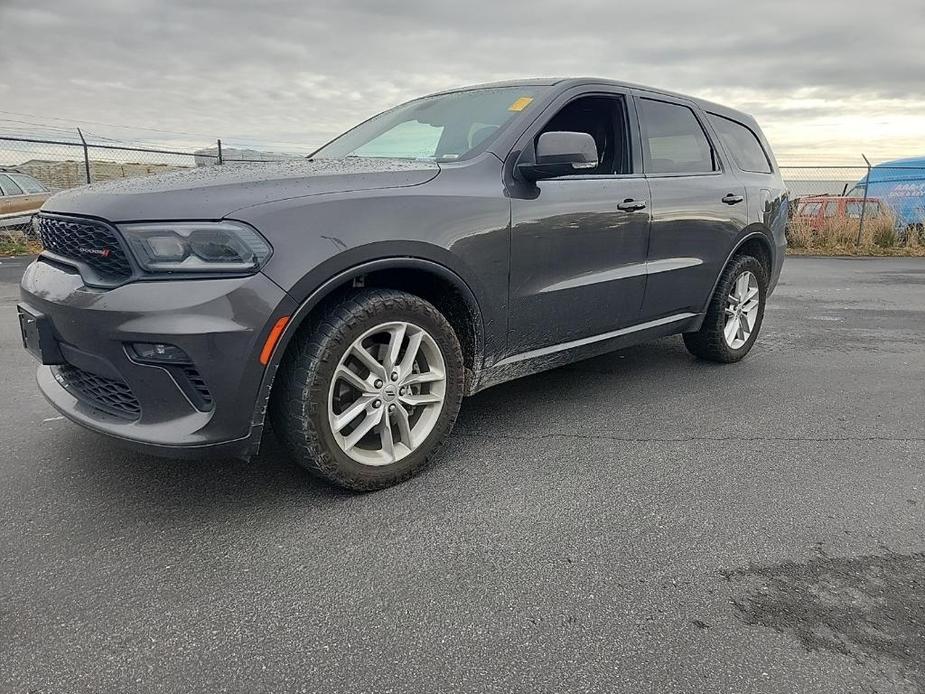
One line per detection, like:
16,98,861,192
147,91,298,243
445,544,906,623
799,202,822,216
8,173,47,194
313,86,548,162
825,201,838,217
707,114,772,173
639,98,716,174
0,174,24,196
536,94,631,175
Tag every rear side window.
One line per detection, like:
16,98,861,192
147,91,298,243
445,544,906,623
8,173,47,193
707,114,772,173
639,98,716,174
825,201,838,217
0,174,24,196
799,202,822,216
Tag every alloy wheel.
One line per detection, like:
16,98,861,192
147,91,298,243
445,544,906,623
327,321,446,466
724,271,760,349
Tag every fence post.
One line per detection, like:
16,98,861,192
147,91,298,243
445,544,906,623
76,128,91,184
856,153,872,246
217,139,223,165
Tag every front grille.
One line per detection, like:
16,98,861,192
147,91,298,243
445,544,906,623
37,215,132,282
55,364,141,420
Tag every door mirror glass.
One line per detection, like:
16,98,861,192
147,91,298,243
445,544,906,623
518,131,599,181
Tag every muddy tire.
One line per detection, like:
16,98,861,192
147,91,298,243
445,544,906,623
683,254,767,363
270,289,464,491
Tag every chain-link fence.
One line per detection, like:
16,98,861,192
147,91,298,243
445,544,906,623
0,134,301,186
0,131,302,236
3,131,925,252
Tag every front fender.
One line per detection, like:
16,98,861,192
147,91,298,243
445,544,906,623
245,255,486,460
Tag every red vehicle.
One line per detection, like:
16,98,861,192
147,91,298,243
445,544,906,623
793,195,885,229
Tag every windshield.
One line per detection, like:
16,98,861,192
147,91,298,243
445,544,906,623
312,86,548,162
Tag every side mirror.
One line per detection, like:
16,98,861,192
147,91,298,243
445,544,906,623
517,131,599,181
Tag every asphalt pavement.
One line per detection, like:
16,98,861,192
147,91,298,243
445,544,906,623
1,255,923,693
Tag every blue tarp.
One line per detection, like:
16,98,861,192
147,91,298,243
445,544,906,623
849,156,925,228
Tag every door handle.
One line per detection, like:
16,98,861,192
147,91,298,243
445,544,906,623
722,193,744,205
617,199,647,211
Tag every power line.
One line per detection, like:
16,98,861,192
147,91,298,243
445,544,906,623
0,109,218,139
0,117,79,135
0,109,320,150
0,109,322,151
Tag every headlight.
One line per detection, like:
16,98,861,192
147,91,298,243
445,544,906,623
118,221,271,274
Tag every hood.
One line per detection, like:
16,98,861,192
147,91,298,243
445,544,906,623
42,157,440,221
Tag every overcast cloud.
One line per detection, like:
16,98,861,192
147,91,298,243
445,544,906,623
1,0,923,164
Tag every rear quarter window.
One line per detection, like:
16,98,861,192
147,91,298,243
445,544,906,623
707,113,772,174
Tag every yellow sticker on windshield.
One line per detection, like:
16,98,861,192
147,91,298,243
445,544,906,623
508,97,534,112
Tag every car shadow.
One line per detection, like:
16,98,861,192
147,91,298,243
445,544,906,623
61,426,356,517
455,335,722,432
58,335,713,513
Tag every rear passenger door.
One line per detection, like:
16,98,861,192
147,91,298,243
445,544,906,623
634,94,748,320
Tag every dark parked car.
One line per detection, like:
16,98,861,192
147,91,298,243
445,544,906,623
19,78,787,490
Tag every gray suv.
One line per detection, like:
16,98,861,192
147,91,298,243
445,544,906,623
19,78,788,490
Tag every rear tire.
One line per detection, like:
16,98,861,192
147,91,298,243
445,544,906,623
270,289,465,491
683,254,767,363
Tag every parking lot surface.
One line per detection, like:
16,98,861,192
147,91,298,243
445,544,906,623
1,255,923,693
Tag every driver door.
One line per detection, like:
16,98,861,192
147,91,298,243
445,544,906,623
506,88,650,355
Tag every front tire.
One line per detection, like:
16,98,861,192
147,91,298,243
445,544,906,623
683,254,767,363
270,289,465,491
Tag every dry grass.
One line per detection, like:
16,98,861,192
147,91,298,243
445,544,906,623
0,230,42,257
786,212,925,257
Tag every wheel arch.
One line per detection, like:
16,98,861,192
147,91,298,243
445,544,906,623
698,228,775,316
246,256,486,456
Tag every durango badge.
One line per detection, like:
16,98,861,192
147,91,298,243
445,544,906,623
78,247,111,257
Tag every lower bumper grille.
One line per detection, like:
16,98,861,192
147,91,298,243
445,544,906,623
176,365,214,411
55,364,141,420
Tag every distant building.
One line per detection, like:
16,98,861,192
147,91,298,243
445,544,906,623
16,159,185,190
193,147,299,166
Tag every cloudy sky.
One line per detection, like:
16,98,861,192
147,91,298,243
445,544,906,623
1,0,923,165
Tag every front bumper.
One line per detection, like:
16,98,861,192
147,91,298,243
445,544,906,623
20,256,296,457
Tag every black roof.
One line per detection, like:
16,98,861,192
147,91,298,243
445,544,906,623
425,77,754,124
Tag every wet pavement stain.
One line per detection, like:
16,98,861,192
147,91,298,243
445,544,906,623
724,551,925,689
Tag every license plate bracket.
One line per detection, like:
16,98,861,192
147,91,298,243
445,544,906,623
17,305,63,365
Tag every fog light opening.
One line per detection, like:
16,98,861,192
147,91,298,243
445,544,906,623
131,342,192,365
